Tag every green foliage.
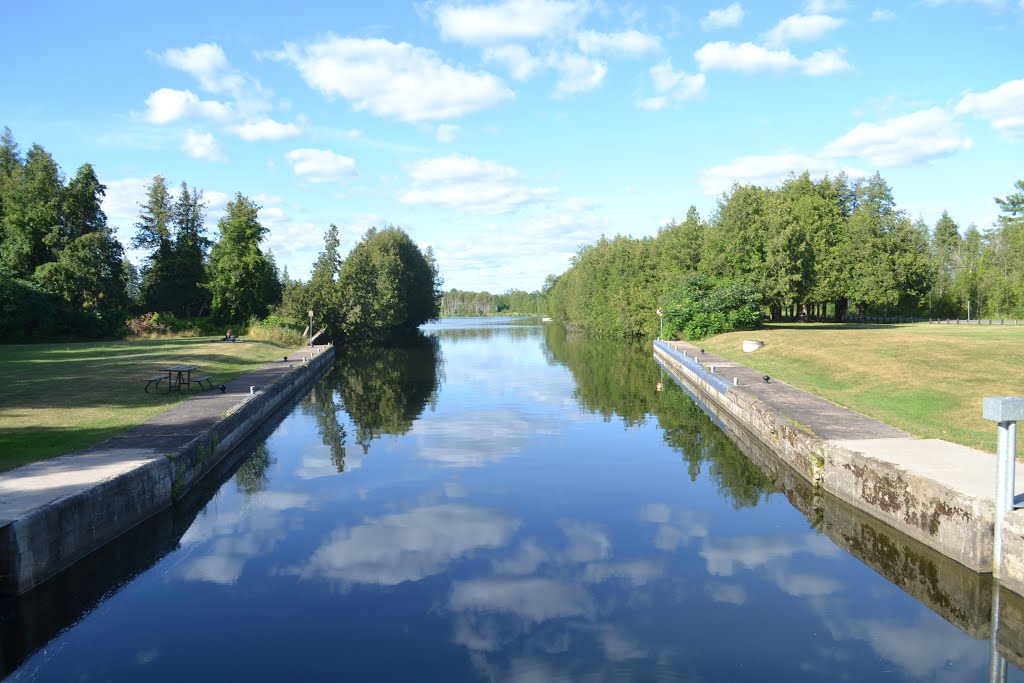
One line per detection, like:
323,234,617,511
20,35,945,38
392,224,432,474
544,325,774,508
661,274,761,340
440,288,539,316
207,193,280,324
245,314,305,346
541,171,1024,335
335,226,441,343
545,234,661,337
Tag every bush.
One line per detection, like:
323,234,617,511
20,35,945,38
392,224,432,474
245,315,306,346
124,312,201,338
661,275,762,340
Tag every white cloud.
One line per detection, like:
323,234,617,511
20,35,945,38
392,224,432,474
492,538,550,575
802,48,851,75
432,209,606,291
706,582,748,605
414,408,550,465
483,44,543,80
763,14,844,47
285,148,357,183
552,53,607,97
159,43,245,96
399,154,555,214
638,60,706,110
695,41,850,75
277,36,513,122
231,118,302,141
156,43,269,119
576,30,661,55
297,505,520,585
823,106,972,166
870,8,897,20
582,559,664,586
142,88,233,124
699,152,866,195
701,3,745,30
560,520,611,562
449,577,593,622
436,0,587,44
642,503,672,524
182,129,226,161
437,123,459,143
101,177,150,228
955,78,1024,139
806,0,848,11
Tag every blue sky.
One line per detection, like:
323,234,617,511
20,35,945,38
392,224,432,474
3,0,1022,292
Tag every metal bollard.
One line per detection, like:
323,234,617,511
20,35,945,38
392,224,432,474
983,397,1024,578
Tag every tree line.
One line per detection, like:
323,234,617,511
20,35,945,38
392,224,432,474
0,127,440,343
440,288,539,317
543,171,1024,339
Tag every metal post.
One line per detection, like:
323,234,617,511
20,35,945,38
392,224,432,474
989,584,1007,683
983,397,1024,577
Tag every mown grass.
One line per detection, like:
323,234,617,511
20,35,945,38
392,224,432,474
0,337,306,471
700,323,1024,453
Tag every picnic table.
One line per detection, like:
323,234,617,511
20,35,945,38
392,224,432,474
144,365,213,393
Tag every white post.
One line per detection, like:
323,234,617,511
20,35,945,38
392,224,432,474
983,397,1024,578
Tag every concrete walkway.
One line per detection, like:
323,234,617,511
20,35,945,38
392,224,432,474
0,344,331,594
664,340,1024,501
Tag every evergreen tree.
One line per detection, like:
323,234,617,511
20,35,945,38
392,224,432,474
306,224,343,336
207,192,273,323
1,144,63,278
133,176,176,312
169,182,210,317
930,211,961,315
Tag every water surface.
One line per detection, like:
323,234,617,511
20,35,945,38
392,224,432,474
3,318,1021,682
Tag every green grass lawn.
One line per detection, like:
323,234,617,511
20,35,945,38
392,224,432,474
700,323,1024,453
0,337,306,471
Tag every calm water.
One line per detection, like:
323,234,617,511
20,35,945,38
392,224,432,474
3,318,1022,682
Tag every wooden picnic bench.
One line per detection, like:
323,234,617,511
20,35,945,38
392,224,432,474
143,374,166,393
143,366,214,393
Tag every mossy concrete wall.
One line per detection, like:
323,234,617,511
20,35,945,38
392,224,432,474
654,341,1004,580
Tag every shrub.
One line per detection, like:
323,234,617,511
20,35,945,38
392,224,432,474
661,275,762,340
245,315,306,346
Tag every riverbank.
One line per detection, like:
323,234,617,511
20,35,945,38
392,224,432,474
653,339,1024,598
0,344,335,595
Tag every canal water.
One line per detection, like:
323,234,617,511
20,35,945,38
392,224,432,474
3,318,1022,681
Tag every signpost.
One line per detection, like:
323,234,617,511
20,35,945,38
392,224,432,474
308,309,314,341
656,307,664,339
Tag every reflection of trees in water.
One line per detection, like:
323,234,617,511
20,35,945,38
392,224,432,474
542,325,657,426
300,380,348,472
656,388,775,509
302,332,443,465
234,445,276,494
543,324,773,509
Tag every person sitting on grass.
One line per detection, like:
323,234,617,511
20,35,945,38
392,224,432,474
222,328,237,342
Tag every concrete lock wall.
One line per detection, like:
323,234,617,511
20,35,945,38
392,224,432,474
653,341,1012,585
0,348,335,595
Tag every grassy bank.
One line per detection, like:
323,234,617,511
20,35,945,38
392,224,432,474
0,337,303,471
701,323,1024,453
